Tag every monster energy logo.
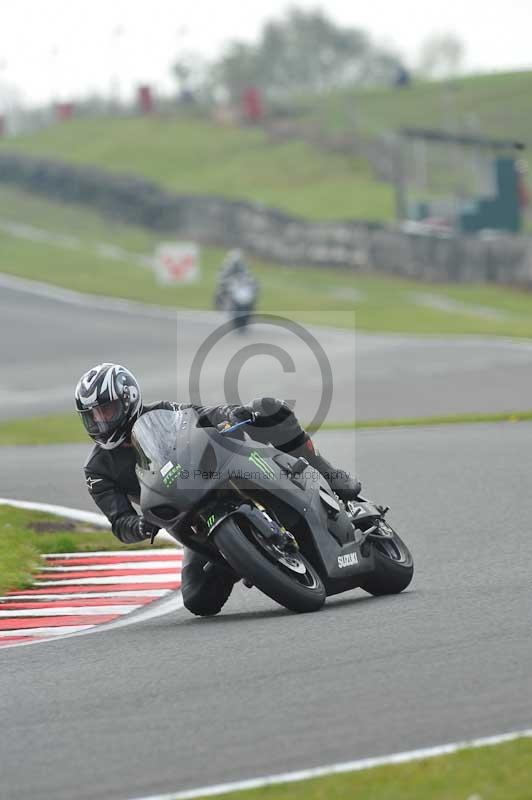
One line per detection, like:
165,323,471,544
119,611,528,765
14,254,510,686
248,451,275,479
207,514,216,529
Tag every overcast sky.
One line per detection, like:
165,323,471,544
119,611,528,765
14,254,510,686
1,0,532,106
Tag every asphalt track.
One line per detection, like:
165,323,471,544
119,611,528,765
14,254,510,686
2,423,532,800
2,282,532,799
3,276,532,422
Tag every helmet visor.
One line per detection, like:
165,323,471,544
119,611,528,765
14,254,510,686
78,399,125,438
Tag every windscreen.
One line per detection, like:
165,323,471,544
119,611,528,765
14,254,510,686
131,409,181,471
132,406,250,510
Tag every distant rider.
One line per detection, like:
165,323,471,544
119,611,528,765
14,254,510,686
214,249,258,311
76,363,360,615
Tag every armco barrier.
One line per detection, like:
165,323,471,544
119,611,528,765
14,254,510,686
1,151,531,284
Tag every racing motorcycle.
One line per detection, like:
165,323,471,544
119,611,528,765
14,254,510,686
227,277,257,332
132,408,414,614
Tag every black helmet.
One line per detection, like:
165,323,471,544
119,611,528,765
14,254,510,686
75,363,142,449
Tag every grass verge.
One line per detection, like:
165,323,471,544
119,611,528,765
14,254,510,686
0,413,89,445
0,116,394,222
3,188,532,337
0,505,163,595
2,410,532,447
192,737,532,800
317,409,532,431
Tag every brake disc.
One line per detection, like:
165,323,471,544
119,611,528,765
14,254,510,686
277,554,307,574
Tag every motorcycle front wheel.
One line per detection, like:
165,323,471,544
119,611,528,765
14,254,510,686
213,517,325,613
360,521,414,596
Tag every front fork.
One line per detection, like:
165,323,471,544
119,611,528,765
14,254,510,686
206,501,298,553
344,499,390,546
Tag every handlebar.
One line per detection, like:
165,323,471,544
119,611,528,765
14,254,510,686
219,412,258,435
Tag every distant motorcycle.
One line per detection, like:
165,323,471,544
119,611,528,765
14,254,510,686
214,250,258,331
227,278,257,332
133,408,414,614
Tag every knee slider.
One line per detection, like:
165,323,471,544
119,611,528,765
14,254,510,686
183,586,225,617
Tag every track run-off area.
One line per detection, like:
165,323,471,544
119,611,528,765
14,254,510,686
1,279,532,799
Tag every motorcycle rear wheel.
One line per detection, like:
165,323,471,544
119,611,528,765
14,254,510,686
213,518,326,613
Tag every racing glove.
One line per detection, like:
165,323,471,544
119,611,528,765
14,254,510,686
139,517,161,541
112,513,160,544
226,405,257,426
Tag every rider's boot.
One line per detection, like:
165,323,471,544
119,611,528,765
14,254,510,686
292,439,361,501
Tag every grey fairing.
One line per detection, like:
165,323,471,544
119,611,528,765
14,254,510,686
132,408,238,517
348,501,382,521
131,408,376,589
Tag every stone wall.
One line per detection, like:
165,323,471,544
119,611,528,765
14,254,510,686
1,151,530,284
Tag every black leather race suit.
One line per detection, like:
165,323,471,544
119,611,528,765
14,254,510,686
84,398,311,616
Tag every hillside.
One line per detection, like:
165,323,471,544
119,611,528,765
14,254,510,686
1,70,530,226
299,70,532,148
0,116,394,222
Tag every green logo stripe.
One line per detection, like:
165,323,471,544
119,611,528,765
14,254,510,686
249,451,275,478
249,450,274,475
254,455,275,477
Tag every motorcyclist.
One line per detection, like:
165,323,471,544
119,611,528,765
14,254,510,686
76,363,361,616
214,249,258,311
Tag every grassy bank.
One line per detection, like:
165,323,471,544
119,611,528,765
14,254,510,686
318,410,532,431
301,70,532,156
3,189,532,337
191,736,532,800
3,71,532,224
0,116,394,222
0,413,87,446
0,505,162,595
2,409,532,448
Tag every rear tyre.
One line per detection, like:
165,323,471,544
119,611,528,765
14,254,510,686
213,518,325,613
360,523,414,596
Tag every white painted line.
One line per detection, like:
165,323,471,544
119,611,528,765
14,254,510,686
0,272,223,324
0,498,179,545
328,287,366,303
35,574,181,586
0,271,373,337
99,591,183,631
131,728,532,800
3,590,170,600
0,591,184,648
0,498,110,527
0,625,93,638
0,219,79,248
45,549,180,558
0,606,143,617
0,591,184,649
0,498,185,649
410,291,513,321
41,560,182,571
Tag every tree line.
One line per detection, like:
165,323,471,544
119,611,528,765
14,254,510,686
173,8,464,102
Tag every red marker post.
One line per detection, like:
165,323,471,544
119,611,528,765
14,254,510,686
242,86,263,124
138,85,154,115
55,102,74,122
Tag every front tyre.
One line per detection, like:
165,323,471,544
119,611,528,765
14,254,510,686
213,518,325,613
360,521,414,596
